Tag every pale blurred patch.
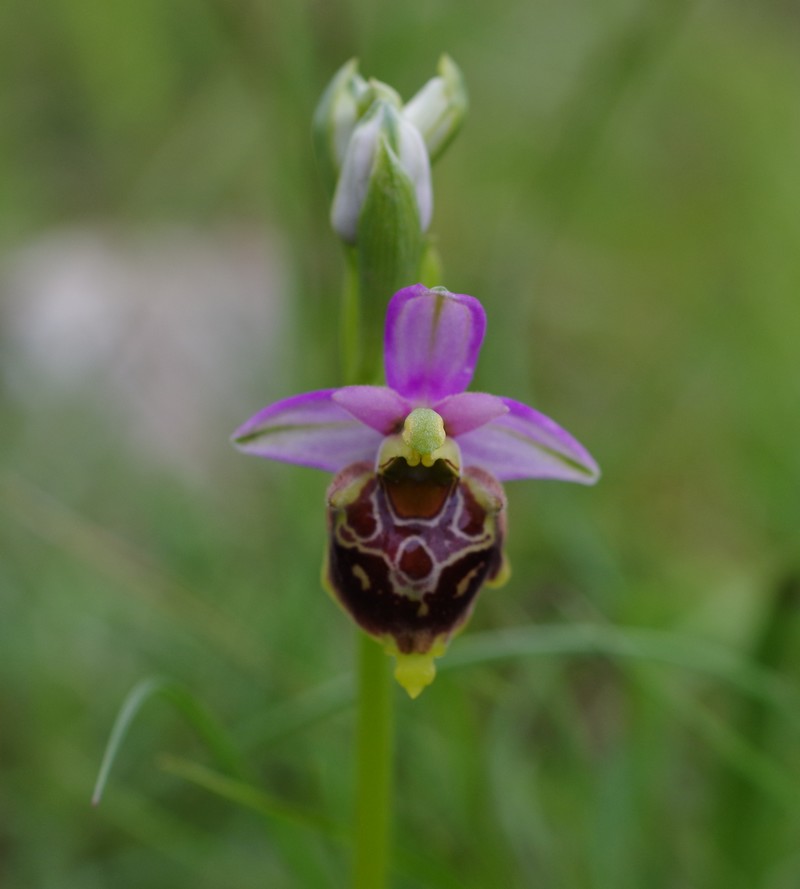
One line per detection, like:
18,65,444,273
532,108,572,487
2,226,288,476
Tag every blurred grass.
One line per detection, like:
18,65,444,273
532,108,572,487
2,0,800,886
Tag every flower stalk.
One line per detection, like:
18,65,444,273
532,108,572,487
353,632,394,889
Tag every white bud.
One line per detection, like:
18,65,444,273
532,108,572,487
312,59,369,191
403,55,467,162
330,101,433,244
396,117,433,233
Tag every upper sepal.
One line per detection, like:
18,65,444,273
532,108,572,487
384,285,487,404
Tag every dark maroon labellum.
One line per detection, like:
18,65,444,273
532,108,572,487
325,457,507,655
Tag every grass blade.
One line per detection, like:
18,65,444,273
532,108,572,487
443,623,800,730
92,675,244,806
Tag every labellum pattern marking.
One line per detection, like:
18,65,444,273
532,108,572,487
326,460,506,654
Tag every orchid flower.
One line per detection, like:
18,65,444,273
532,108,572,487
233,285,599,696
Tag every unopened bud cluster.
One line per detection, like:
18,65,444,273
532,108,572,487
313,55,467,246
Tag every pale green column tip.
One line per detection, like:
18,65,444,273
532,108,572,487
402,408,446,467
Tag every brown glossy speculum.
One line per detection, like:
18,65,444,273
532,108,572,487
381,454,457,519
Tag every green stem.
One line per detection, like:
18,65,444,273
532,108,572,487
341,150,424,887
343,276,395,887
353,632,394,889
341,250,361,384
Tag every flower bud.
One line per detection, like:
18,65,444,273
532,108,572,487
312,58,369,195
402,55,468,163
330,100,433,245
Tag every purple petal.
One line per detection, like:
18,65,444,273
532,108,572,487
232,389,384,472
456,397,600,483
333,385,411,434
436,392,509,436
384,284,486,404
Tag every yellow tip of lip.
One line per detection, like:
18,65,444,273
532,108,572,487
393,652,437,699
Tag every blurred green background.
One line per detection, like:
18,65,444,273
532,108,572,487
2,0,800,886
